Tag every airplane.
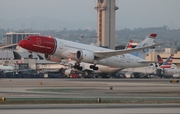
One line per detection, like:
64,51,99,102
42,37,151,78
18,34,164,71
44,39,137,77
121,54,174,78
66,38,158,77
157,54,174,68
125,40,134,49
17,44,125,78
156,54,180,78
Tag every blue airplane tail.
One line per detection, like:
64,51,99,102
130,34,157,59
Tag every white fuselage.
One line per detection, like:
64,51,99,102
122,66,156,74
163,68,180,76
53,39,149,69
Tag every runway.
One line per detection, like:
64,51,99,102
1,104,180,114
0,78,180,113
0,79,180,101
1,104,180,109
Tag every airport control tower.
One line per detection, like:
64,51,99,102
95,0,119,49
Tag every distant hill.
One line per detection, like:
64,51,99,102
0,17,96,30
0,25,180,49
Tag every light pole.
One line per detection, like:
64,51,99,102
6,50,9,66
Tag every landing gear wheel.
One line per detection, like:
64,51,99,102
74,65,78,69
77,66,83,71
90,65,94,69
90,65,99,70
74,63,83,71
93,67,99,70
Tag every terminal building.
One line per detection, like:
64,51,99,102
0,47,66,71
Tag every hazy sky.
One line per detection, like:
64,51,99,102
0,0,180,30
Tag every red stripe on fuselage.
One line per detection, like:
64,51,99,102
160,65,171,68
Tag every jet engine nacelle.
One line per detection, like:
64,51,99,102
44,54,61,62
76,50,94,63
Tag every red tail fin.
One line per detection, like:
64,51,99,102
157,55,163,66
149,34,157,39
160,54,174,68
126,40,133,49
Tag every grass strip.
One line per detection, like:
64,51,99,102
1,98,180,104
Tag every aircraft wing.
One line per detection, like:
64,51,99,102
137,60,163,63
94,43,165,60
0,44,17,49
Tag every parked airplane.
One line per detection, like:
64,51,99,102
158,54,174,68
125,40,134,49
121,54,174,78
18,34,163,71
157,54,180,78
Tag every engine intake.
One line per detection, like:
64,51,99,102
76,50,94,63
44,54,61,62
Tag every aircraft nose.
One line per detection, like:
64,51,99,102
18,40,25,48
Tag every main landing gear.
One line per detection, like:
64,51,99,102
90,65,99,70
74,63,83,70
29,53,33,59
73,63,99,71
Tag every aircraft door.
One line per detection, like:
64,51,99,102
57,42,64,54
59,42,63,49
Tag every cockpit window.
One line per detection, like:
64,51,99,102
24,37,30,40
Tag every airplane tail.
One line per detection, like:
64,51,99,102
157,55,164,66
125,40,133,49
130,34,157,59
159,54,174,68
150,55,164,68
